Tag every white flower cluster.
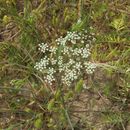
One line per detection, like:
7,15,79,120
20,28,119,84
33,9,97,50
45,67,56,85
38,43,49,53
84,62,97,74
34,30,96,86
34,56,49,71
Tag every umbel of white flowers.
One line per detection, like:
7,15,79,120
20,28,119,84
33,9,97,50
34,30,96,86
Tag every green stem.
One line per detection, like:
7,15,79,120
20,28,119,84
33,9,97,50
59,87,74,130
56,73,74,130
64,109,74,130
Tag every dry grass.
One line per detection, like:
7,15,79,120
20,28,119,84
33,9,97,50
0,0,130,130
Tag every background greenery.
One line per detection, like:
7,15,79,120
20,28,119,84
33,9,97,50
0,0,130,130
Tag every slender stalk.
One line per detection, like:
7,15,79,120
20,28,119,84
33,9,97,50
78,0,83,19
64,109,74,130
59,86,74,130
56,73,74,130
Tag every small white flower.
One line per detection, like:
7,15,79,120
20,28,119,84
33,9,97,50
58,56,63,65
45,67,56,85
85,30,88,33
50,46,57,54
63,46,70,55
81,40,84,43
77,18,82,24
82,48,90,58
74,62,82,71
73,48,81,56
38,43,49,53
71,40,76,44
34,56,49,71
68,59,75,65
85,44,90,48
83,83,87,89
51,58,57,65
84,62,96,74
92,37,96,41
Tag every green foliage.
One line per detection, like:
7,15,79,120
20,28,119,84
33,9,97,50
0,0,130,130
72,17,87,31
91,2,107,20
47,99,55,111
64,91,74,101
110,15,126,31
75,79,83,93
34,118,43,129
55,89,61,100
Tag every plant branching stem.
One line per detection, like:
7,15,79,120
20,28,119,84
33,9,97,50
59,87,74,130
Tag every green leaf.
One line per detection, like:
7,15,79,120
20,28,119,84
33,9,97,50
55,89,61,100
110,16,126,31
34,118,43,129
47,99,55,111
64,91,73,100
72,17,87,31
75,79,83,93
